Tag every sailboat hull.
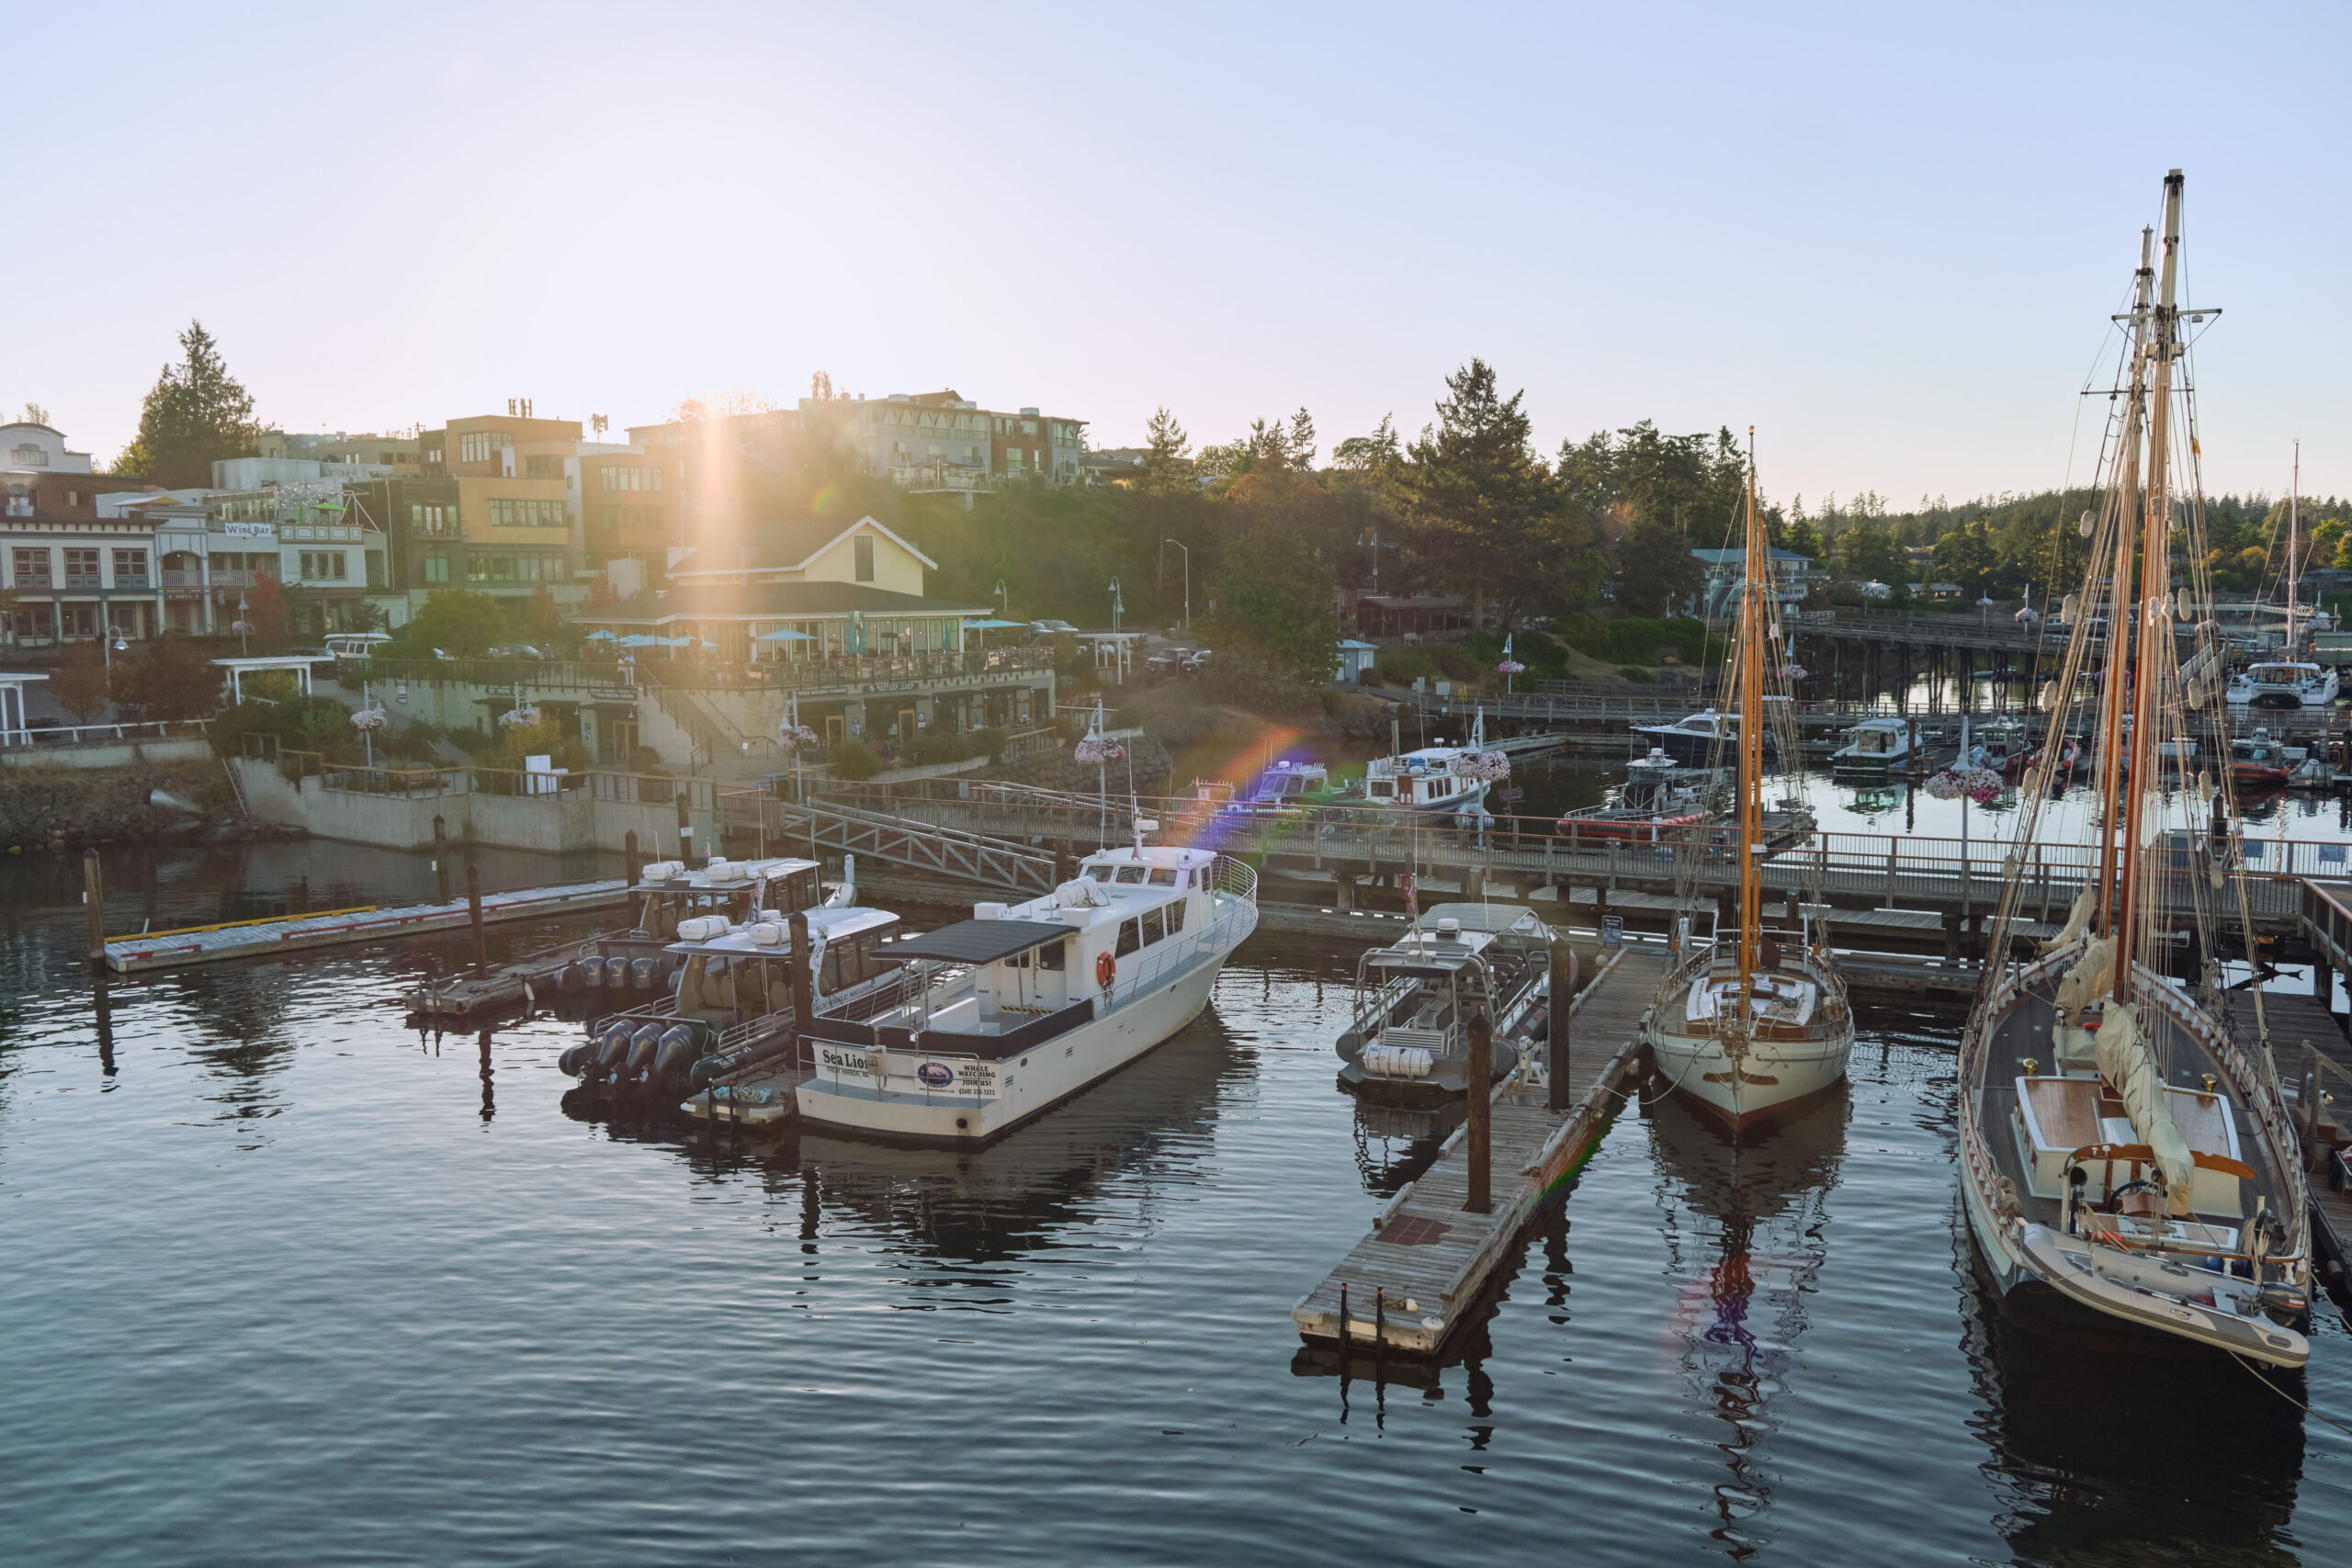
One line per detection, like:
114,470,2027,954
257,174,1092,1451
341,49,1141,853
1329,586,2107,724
1645,951,1854,1129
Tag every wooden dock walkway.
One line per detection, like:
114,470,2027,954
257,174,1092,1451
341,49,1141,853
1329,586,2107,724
1289,942,1666,1355
103,878,630,975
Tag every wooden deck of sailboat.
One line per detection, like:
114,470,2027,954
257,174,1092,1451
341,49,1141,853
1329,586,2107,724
1289,942,1665,1356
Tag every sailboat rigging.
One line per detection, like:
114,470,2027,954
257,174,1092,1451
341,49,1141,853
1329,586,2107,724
1957,170,2312,1369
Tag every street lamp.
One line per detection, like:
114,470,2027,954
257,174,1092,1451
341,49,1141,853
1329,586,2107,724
1160,539,1190,632
236,594,251,658
102,625,128,671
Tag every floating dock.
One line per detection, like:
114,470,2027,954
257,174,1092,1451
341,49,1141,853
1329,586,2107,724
104,879,630,975
1290,941,1665,1355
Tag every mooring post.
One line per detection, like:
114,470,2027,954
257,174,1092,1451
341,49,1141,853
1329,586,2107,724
789,910,814,1029
82,848,105,967
1548,941,1577,1113
467,862,487,978
675,788,694,863
432,814,449,902
1466,1010,1493,1213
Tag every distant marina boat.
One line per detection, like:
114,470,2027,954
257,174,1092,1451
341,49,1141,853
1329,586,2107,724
1831,715,1920,772
1363,711,1508,816
1333,905,1555,1103
1222,759,1337,818
1555,749,1711,841
1631,707,1775,768
790,829,1258,1145
2223,660,2337,710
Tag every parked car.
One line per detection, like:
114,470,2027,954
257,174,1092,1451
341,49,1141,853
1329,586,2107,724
1182,648,1213,674
1029,619,1077,637
487,643,548,660
1145,649,1186,676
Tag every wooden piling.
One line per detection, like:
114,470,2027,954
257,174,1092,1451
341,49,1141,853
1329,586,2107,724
675,789,694,862
433,815,448,902
1465,1010,1493,1213
467,863,487,977
82,848,105,965
1548,941,1577,1113
789,911,814,1029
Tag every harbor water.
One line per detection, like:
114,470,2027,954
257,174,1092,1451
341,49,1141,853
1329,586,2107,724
2,844,2348,1564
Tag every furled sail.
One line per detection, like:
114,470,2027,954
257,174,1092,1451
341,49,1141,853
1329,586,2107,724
2091,1002,2197,1214
2040,888,2096,955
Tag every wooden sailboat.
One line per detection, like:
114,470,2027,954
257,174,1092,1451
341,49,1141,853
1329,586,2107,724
1644,442,1855,1127
1959,171,2313,1369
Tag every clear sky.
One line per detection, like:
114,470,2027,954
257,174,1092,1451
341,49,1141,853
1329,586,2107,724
12,2,2346,507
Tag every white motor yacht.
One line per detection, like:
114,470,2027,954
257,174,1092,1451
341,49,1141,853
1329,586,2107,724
794,835,1258,1144
1362,711,1506,816
1831,716,1919,771
2223,661,2338,710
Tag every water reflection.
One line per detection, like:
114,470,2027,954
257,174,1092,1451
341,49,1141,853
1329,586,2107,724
563,1012,1250,1269
1643,1085,1849,1560
1957,1235,2309,1565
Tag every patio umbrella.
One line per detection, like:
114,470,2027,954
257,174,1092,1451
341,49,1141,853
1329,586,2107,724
754,627,814,641
616,634,662,648
960,616,1026,652
583,629,617,641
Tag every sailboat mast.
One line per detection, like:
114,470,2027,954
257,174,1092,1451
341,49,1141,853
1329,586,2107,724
2290,440,2301,653
2114,169,2186,988
2096,225,2156,939
1737,434,1763,1015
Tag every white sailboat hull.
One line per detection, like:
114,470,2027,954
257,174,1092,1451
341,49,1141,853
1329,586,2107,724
1646,1021,1852,1125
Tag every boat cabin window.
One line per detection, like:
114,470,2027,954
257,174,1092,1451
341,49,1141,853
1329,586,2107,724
1088,866,1114,882
1115,865,1148,884
1149,867,1178,886
1370,779,1394,797
1036,938,1065,971
1116,918,1141,956
1142,907,1165,944
1166,897,1186,932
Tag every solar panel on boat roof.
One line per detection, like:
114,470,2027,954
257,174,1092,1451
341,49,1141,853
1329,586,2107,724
884,919,1070,965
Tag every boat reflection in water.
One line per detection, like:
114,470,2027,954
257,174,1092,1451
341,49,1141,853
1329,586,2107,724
563,1008,1247,1267
1643,1080,1848,1557
1957,1240,2307,1563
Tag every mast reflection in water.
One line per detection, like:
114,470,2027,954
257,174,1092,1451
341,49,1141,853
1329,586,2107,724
1644,1086,1849,1558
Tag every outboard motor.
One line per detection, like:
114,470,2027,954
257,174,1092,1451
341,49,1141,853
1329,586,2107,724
651,1024,700,1090
583,957,604,988
557,1038,594,1077
667,967,684,995
591,1021,634,1082
630,956,659,988
605,956,630,988
553,963,579,993
624,1022,663,1088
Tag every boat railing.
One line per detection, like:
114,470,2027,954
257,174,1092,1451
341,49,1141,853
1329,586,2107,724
1102,858,1258,1010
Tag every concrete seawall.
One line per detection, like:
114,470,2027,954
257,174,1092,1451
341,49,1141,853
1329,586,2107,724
231,757,721,855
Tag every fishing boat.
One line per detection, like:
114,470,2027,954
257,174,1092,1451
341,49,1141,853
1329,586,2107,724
2227,729,2293,788
1831,715,1920,772
2223,661,2338,711
791,826,1258,1145
1555,749,1712,842
1645,437,1854,1128
1361,711,1509,815
1963,713,2031,773
1333,904,1555,1103
1959,172,2312,1370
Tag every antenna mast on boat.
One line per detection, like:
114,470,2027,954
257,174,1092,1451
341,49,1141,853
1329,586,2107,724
1737,428,1764,1019
2289,439,2301,654
2113,169,2187,990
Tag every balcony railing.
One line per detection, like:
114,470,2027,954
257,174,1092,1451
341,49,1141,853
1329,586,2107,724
352,645,1055,694
116,574,152,591
12,573,52,591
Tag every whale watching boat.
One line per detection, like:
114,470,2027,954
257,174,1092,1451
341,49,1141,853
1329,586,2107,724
792,826,1259,1144
1959,172,2312,1369
1333,904,1555,1103
1645,437,1853,1127
1555,749,1713,842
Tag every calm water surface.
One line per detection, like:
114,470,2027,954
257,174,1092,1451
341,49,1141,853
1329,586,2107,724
1,846,2347,1565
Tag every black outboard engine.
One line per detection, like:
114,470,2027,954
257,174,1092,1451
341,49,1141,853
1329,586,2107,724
624,1022,662,1088
605,956,630,988
582,957,604,988
631,956,659,988
650,1024,701,1091
589,1021,633,1083
553,962,580,993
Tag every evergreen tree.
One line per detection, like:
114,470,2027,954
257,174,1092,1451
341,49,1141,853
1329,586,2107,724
1403,359,1562,630
116,321,262,485
1140,407,1193,495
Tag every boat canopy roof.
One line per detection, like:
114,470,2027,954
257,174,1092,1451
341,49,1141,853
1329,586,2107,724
887,918,1073,966
665,904,898,955
1363,906,1548,975
2244,662,2322,676
641,854,819,892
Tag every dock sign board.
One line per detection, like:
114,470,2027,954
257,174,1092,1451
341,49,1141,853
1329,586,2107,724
1602,915,1623,947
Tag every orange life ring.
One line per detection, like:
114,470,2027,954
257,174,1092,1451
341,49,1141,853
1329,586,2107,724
1096,951,1116,990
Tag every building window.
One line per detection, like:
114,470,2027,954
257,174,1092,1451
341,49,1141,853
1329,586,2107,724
854,534,874,583
458,431,512,463
11,547,50,585
599,466,662,492
299,551,348,582
600,505,662,532
112,549,149,585
488,499,566,528
423,551,450,584
10,444,47,467
524,455,565,480
63,547,101,588
409,502,458,536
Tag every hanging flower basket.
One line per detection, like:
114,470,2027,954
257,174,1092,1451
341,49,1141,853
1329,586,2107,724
1781,662,1808,682
1074,737,1125,765
1448,750,1512,782
349,705,389,731
1924,765,2005,805
776,724,821,750
498,706,540,728
1495,660,1525,677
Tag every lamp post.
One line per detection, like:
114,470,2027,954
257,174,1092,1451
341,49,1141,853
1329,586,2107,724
102,625,127,672
1160,539,1189,632
236,595,251,658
